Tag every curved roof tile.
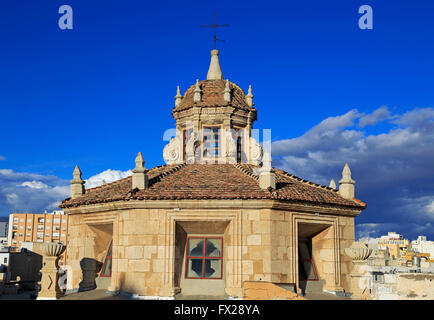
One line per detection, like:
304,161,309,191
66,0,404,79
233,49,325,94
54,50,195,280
60,164,366,209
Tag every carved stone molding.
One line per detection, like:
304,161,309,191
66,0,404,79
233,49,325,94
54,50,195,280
249,137,263,165
185,132,198,164
163,136,182,165
345,242,372,261
227,130,237,164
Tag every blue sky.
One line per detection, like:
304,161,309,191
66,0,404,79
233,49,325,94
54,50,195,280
0,1,434,240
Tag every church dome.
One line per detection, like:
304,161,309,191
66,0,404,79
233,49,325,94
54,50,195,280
174,79,254,112
166,49,260,166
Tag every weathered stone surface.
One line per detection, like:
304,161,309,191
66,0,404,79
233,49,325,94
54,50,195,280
243,281,306,300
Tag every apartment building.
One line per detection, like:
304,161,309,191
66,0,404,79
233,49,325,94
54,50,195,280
378,232,411,261
0,221,8,245
411,236,434,260
7,210,68,265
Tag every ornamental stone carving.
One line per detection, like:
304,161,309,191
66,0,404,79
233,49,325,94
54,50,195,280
185,131,198,164
43,242,66,257
163,136,182,165
345,242,373,300
38,242,66,300
249,137,263,165
345,242,372,261
227,130,237,164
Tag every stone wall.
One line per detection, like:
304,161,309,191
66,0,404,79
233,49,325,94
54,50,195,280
241,209,292,285
242,281,305,300
338,216,356,292
65,202,356,298
396,273,434,299
370,273,434,300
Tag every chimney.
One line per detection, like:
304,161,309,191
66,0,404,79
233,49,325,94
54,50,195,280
339,163,355,199
70,165,85,198
132,152,148,190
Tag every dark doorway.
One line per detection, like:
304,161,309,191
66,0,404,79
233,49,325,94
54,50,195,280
297,222,331,295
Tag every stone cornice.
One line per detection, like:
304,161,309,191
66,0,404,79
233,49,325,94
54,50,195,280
64,198,363,217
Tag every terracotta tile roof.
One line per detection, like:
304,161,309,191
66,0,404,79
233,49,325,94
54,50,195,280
60,164,366,209
173,80,255,112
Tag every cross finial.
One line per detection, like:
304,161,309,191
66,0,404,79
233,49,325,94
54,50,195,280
200,13,229,49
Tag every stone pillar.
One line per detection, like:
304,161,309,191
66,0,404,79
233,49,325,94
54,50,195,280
38,242,66,300
207,49,224,80
345,242,372,300
131,152,148,190
193,79,202,103
245,85,254,108
258,151,275,190
174,86,183,108
70,165,85,199
108,220,119,294
223,80,231,102
339,163,355,200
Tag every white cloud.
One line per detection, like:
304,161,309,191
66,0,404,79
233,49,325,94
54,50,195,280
0,168,131,216
20,180,49,189
272,106,434,240
356,223,400,239
394,108,434,127
357,106,394,128
358,236,380,244
85,169,132,189
6,193,18,205
427,201,434,214
0,170,69,214
0,156,5,161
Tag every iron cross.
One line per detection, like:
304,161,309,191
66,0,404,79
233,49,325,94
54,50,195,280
200,13,229,49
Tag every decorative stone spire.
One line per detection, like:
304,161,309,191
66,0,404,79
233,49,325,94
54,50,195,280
174,86,183,108
132,152,148,190
339,163,355,199
246,85,254,107
207,49,223,80
259,150,275,190
329,179,337,190
193,79,202,103
70,165,85,199
223,79,231,102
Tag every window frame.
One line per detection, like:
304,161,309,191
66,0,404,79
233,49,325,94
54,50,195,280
202,126,221,160
233,127,244,164
236,136,242,163
100,239,113,278
184,236,224,280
